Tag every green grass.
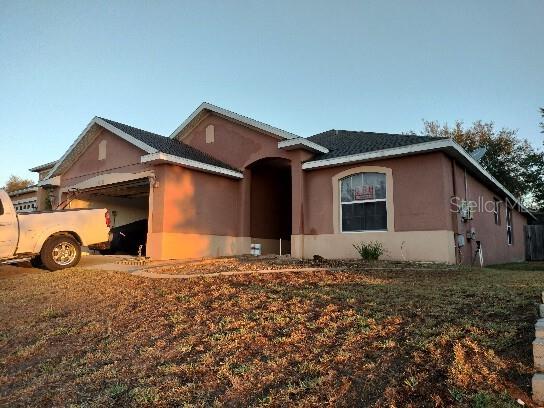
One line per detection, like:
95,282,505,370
489,261,544,271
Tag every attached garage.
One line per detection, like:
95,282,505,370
63,179,150,255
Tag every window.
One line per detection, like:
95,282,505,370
493,198,501,225
340,172,387,231
506,206,513,245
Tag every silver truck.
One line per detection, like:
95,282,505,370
0,189,110,271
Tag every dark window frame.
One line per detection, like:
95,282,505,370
506,205,513,245
493,198,501,225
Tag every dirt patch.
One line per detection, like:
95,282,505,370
0,264,542,407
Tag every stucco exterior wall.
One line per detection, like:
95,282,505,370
303,152,453,235
146,164,247,260
298,151,526,264
179,114,314,169
292,231,456,263
292,152,454,261
150,164,242,236
449,160,526,265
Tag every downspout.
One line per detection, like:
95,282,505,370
464,168,468,200
451,159,461,263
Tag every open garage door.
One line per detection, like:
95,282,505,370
63,179,150,255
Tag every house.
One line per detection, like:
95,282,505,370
8,185,38,213
34,103,531,265
8,161,57,213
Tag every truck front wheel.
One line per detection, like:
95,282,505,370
41,235,81,271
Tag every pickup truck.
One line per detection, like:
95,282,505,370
0,189,110,271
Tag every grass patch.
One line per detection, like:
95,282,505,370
0,262,542,406
489,261,544,271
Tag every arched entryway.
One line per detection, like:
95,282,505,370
248,158,292,255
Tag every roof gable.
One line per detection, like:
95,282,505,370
45,117,238,180
169,102,301,141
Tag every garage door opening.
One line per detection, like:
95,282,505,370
63,179,150,256
249,158,291,255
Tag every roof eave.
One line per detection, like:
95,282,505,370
141,152,243,179
302,139,535,219
8,186,38,196
278,138,329,154
29,160,58,173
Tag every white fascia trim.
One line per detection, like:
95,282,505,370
277,138,329,153
29,160,58,172
169,102,300,140
38,176,61,187
8,186,38,196
302,138,452,169
45,117,159,179
141,152,244,179
59,170,155,195
45,117,99,179
302,138,532,216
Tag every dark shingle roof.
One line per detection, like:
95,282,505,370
99,118,238,171
307,130,442,161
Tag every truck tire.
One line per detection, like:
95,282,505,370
40,235,81,271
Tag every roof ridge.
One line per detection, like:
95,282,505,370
99,117,167,138
314,129,432,138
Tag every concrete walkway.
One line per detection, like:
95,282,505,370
130,267,333,279
76,255,337,278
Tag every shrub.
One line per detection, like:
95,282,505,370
353,241,384,261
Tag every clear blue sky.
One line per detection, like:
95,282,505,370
1,0,543,184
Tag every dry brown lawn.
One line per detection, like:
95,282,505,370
0,259,542,407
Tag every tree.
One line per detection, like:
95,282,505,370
420,120,544,209
3,174,34,193
540,107,544,133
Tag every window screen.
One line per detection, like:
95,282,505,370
340,172,387,231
